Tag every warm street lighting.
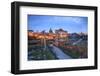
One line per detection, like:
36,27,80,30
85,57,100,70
28,32,33,37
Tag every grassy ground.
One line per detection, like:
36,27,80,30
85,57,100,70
59,45,87,59
28,45,56,60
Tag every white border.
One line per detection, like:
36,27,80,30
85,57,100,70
20,6,95,70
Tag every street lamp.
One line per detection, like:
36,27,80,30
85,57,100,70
38,34,47,60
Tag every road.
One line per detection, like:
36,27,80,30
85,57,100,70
50,45,72,59
72,39,82,45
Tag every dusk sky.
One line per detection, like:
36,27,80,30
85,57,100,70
28,15,88,33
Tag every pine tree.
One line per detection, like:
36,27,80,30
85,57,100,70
49,28,53,33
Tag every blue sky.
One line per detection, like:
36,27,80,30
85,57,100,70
28,15,88,33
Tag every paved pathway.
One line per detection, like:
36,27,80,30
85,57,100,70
50,46,72,59
72,39,82,45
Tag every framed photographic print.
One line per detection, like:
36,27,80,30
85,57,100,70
11,1,98,74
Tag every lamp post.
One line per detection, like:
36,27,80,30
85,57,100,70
40,34,47,59
43,33,47,60
43,37,46,51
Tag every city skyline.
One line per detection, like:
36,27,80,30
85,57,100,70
28,15,88,33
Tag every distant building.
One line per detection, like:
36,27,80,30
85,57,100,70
28,29,69,45
28,30,34,40
55,29,69,46
70,33,80,39
28,30,34,32
55,29,68,39
79,32,88,40
41,30,46,34
69,32,87,41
